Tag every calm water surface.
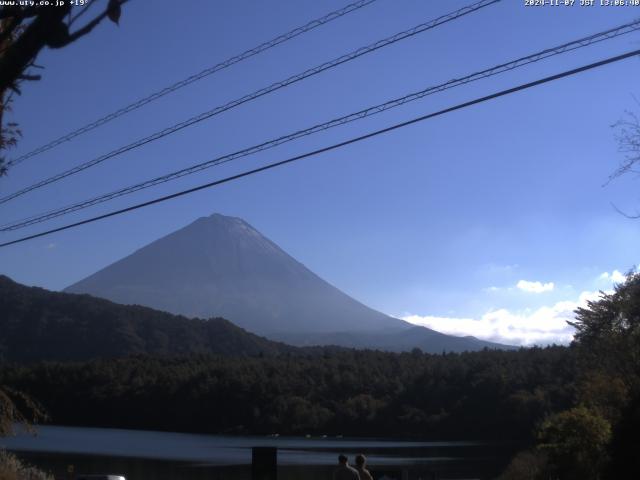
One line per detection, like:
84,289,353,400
1,425,515,480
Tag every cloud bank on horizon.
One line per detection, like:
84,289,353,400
516,279,554,293
402,269,631,346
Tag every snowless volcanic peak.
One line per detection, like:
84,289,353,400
65,213,405,336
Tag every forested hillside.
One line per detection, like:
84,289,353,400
0,275,295,361
0,347,573,439
2,273,639,479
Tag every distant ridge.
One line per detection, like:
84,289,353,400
277,328,514,353
64,213,514,353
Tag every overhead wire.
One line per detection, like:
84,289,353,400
6,0,380,167
2,47,639,248
0,0,501,205
2,18,639,232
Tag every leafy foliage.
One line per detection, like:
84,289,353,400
537,406,611,480
0,387,46,437
495,450,549,480
0,1,125,176
0,96,20,176
570,272,640,387
522,271,640,479
0,450,52,480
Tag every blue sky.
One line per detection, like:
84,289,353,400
1,0,639,345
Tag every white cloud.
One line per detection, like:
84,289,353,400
599,270,626,284
483,286,502,293
516,279,554,293
402,290,606,347
45,243,57,250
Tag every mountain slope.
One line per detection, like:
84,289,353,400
63,213,514,352
0,275,295,362
65,213,406,336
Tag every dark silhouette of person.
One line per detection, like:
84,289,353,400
355,454,373,480
333,454,360,480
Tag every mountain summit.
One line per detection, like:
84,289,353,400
66,213,512,352
66,213,403,336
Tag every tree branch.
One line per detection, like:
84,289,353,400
62,0,128,45
0,6,71,92
0,6,41,21
0,14,20,46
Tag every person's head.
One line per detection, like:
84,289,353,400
355,454,366,468
338,454,348,465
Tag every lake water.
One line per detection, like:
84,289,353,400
0,425,516,480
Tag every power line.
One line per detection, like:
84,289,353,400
2,47,638,249
0,0,501,205
2,18,639,232
6,0,379,167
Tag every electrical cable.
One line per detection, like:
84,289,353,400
2,47,638,248
2,18,638,232
0,0,500,204
6,0,380,167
